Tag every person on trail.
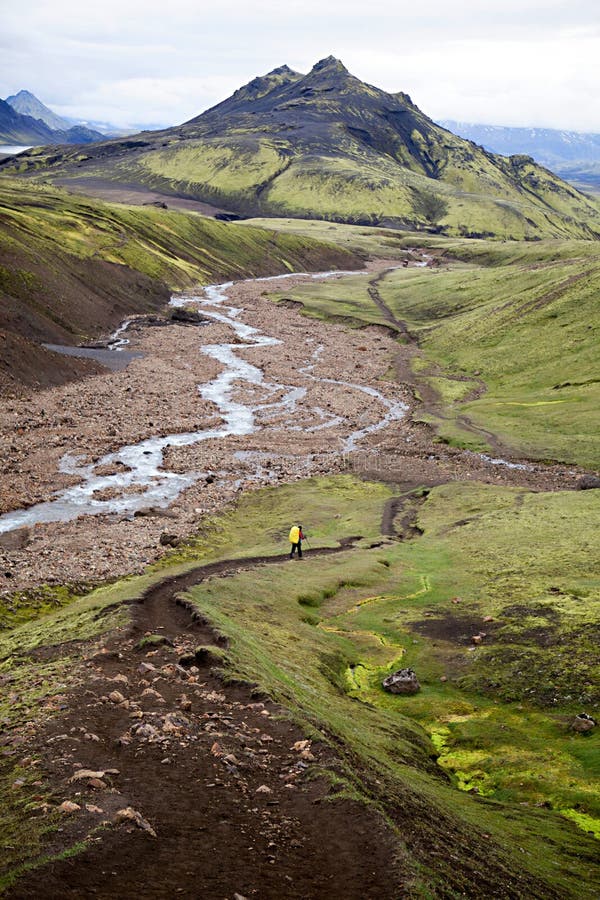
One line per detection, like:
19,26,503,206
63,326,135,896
289,523,305,559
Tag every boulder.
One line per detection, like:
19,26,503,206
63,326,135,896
170,308,208,325
577,475,600,490
115,806,157,837
108,690,126,704
59,800,81,814
138,661,157,675
70,769,109,783
571,713,596,733
382,667,421,695
0,527,31,551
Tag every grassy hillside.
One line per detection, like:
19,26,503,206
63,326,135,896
2,58,600,240
0,178,360,393
2,476,598,895
265,233,600,468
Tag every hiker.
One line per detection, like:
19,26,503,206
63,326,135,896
289,523,305,559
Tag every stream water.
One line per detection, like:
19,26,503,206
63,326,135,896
0,270,407,535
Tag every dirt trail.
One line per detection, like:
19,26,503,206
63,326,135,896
381,490,427,539
367,273,413,340
365,271,509,458
5,549,404,899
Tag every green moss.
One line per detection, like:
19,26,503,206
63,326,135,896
0,583,96,631
263,235,600,467
0,178,361,317
1,476,599,892
560,809,600,839
149,474,392,570
174,486,599,891
0,761,63,891
136,633,172,650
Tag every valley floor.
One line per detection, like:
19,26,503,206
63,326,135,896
0,255,598,898
0,259,583,597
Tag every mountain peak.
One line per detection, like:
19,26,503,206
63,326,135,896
266,65,300,77
310,56,348,75
6,89,37,102
5,89,70,131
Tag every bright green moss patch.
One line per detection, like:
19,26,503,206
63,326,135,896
269,273,392,329
150,474,394,570
136,633,172,650
560,809,600,840
0,583,96,631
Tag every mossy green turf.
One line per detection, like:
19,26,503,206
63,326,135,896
0,583,97,631
0,179,358,292
177,477,599,893
266,234,600,468
245,216,417,258
3,475,598,894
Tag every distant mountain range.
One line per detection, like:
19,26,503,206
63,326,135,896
6,89,72,131
440,120,600,191
2,60,599,239
0,91,105,145
0,90,141,146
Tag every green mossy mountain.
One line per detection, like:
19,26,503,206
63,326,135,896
4,56,600,239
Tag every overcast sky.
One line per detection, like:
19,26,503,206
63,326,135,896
2,0,599,132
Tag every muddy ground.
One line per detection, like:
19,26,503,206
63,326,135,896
3,553,406,900
0,259,584,594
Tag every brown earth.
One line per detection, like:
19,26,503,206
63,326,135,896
2,550,408,900
0,251,169,397
1,550,562,900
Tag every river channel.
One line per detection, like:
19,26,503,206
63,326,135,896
0,271,408,534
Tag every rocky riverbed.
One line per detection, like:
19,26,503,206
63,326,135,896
0,260,584,594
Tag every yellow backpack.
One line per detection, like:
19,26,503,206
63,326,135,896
289,525,300,543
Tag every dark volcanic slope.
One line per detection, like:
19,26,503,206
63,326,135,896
2,57,600,238
0,178,360,395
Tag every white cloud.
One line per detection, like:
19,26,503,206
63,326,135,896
1,0,599,131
